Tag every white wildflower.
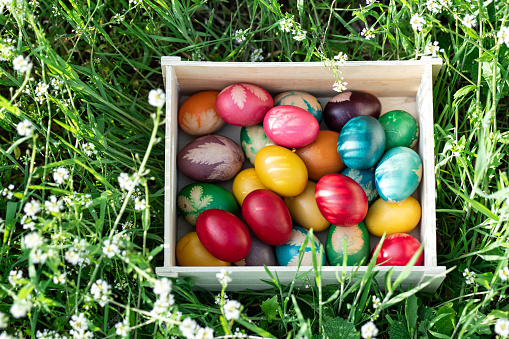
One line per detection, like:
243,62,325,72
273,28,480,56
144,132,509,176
44,195,64,213
499,267,509,281
424,41,444,56
129,0,142,4
30,248,48,264
151,293,175,317
215,293,229,306
70,313,88,333
366,0,376,4
134,197,146,211
65,249,82,265
234,29,246,44
250,48,264,62
112,13,125,23
153,277,172,297
10,296,32,318
23,232,44,249
497,27,509,48
118,172,139,191
224,300,241,320
372,295,381,309
148,88,165,108
426,0,442,13
115,318,130,337
216,269,232,286
24,199,41,217
102,239,120,258
179,318,198,338
0,331,12,339
463,268,476,285
332,79,348,92
195,327,214,339
8,270,23,287
495,318,509,338
361,321,378,339
17,120,34,137
279,17,294,33
90,279,111,307
438,0,451,7
1,184,14,199
12,55,32,74
410,14,426,32
53,167,69,185
293,30,307,41
462,14,477,28
82,142,98,156
35,82,49,96
361,27,375,40
334,52,348,65
0,312,8,329
53,271,66,284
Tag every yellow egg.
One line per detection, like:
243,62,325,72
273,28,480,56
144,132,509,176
284,181,330,232
254,145,308,197
176,232,231,266
364,196,421,237
232,168,268,205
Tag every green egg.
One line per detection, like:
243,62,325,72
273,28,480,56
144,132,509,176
326,222,370,266
378,110,419,151
177,183,238,226
240,124,275,165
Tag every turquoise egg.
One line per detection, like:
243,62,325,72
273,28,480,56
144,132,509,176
177,183,238,226
341,167,379,205
275,226,326,266
240,124,275,165
375,147,422,203
337,116,386,170
274,91,323,123
326,222,370,266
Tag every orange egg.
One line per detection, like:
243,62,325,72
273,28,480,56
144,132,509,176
295,130,346,181
178,91,225,136
176,232,231,266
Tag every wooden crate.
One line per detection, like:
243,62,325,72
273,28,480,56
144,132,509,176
156,57,447,293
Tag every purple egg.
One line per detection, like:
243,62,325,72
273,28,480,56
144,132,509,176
323,91,381,132
235,232,277,266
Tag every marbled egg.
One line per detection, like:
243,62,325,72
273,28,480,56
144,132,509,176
341,167,378,205
176,232,231,266
372,233,423,266
240,124,275,165
232,168,268,206
284,181,330,232
177,183,238,226
323,90,381,132
274,91,323,123
234,233,277,266
178,90,225,136
216,83,273,126
326,222,370,266
378,110,419,151
177,135,245,183
263,105,320,148
365,196,421,237
295,130,345,181
275,226,326,266
375,147,422,203
337,116,386,170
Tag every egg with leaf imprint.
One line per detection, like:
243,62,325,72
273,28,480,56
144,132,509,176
275,226,325,266
240,124,275,165
178,90,224,136
274,91,323,123
326,222,370,266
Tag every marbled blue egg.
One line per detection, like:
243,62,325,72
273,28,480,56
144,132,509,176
275,226,326,266
337,116,386,170
341,167,379,205
375,147,422,203
274,91,323,123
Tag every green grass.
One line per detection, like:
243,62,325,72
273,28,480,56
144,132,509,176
1,0,508,338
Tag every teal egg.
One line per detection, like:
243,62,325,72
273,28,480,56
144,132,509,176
275,226,325,266
326,222,370,266
240,124,275,165
378,110,419,151
177,183,238,226
341,167,378,205
274,91,323,123
375,147,422,203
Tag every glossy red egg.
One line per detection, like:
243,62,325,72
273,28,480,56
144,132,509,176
196,209,251,263
242,189,292,246
315,174,368,226
371,233,423,266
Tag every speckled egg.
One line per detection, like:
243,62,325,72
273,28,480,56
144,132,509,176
232,168,268,206
275,226,326,266
216,83,273,126
375,147,422,203
326,222,370,266
176,232,231,266
177,135,245,183
234,233,277,266
177,183,239,226
284,181,330,232
178,91,225,136
365,196,421,237
372,233,423,266
240,124,275,165
274,91,323,123
341,167,379,205
337,116,386,170
378,110,419,151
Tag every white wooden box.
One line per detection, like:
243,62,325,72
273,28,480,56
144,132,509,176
156,57,447,293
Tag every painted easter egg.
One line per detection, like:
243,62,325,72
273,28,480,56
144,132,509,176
326,222,370,266
176,232,231,266
232,168,268,206
234,233,277,266
255,145,308,197
284,181,330,232
337,116,386,170
375,147,422,203
378,110,419,151
275,226,326,266
323,90,381,132
263,105,320,148
177,183,238,226
242,189,292,246
177,135,245,183
295,130,345,181
216,83,273,126
196,209,251,263
341,167,379,205
178,90,225,136
372,233,423,266
315,174,368,226
240,124,275,165
274,91,323,123
364,196,421,237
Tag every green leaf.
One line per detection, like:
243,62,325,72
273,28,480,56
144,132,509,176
453,85,477,100
406,294,418,335
434,305,456,336
389,321,410,339
445,183,499,221
4,201,18,242
322,317,359,339
261,295,279,323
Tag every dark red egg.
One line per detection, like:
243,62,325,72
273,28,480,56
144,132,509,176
242,189,292,246
315,174,368,226
196,209,251,263
371,233,423,266
323,90,381,132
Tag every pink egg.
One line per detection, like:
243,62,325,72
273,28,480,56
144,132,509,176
216,83,274,126
263,105,320,148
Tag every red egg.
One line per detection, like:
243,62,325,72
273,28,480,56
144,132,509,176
216,83,274,126
315,174,368,226
196,209,251,263
371,233,423,266
263,105,320,148
242,189,292,246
